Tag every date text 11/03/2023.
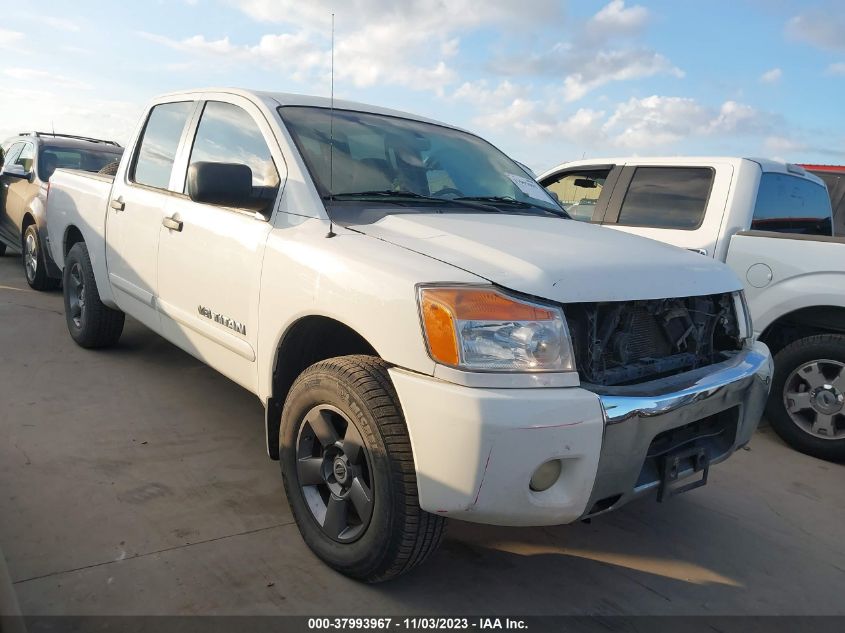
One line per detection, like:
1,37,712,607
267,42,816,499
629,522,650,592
307,618,529,630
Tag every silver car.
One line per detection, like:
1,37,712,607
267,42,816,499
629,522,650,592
0,132,122,289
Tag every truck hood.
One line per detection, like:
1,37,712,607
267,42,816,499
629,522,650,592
349,213,741,303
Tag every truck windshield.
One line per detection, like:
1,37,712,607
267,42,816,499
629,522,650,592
279,106,565,217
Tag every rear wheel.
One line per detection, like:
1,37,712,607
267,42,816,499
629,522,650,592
22,224,59,291
280,355,445,582
63,242,125,348
766,334,845,462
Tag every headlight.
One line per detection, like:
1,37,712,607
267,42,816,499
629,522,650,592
732,290,754,343
417,285,575,372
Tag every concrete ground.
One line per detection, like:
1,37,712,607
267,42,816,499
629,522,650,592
0,253,843,617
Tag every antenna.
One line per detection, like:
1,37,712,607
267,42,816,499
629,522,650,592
326,12,337,238
51,120,55,137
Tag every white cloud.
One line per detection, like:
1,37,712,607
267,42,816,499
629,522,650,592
603,95,773,148
472,97,602,141
139,31,326,81
603,95,709,148
42,16,81,32
231,0,559,31
0,28,24,48
826,62,845,75
707,100,772,135
759,67,782,84
487,2,679,103
209,0,560,92
586,0,650,39
786,9,845,52
450,80,525,105
562,50,683,102
3,68,91,90
0,86,141,145
764,135,806,155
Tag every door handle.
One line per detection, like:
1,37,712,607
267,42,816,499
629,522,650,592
110,198,125,211
162,216,183,232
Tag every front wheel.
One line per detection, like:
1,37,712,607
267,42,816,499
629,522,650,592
63,242,125,348
766,334,845,462
280,355,446,582
23,224,59,291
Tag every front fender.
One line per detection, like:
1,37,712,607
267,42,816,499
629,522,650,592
255,218,483,402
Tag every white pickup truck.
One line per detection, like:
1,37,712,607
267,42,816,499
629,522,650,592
46,90,771,581
540,157,845,462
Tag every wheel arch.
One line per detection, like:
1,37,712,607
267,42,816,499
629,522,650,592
265,314,381,459
20,212,36,248
760,305,845,355
63,224,86,260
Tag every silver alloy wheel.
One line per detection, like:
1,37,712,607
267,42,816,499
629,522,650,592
24,230,38,283
296,404,374,543
67,262,86,328
783,359,845,440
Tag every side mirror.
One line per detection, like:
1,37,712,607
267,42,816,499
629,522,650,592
1,164,33,182
187,162,256,209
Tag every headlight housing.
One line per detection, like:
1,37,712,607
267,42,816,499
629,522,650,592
417,285,575,372
732,290,754,344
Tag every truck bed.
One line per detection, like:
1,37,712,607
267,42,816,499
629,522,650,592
45,168,114,303
727,230,845,335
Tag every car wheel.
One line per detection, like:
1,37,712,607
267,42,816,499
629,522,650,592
0,243,6,256
766,334,845,462
22,224,59,291
280,355,446,582
63,242,125,348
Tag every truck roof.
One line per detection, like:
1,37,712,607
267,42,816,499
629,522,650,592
155,87,464,132
548,156,825,186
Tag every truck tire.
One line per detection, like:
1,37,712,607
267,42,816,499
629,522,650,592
766,334,845,462
63,242,125,348
279,355,445,582
22,224,59,291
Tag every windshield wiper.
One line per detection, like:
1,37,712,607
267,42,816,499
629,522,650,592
455,196,570,218
325,190,503,213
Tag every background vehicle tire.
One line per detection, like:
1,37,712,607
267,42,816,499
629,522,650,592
22,224,59,291
63,242,125,348
280,355,446,582
0,243,6,256
98,161,120,176
766,334,845,462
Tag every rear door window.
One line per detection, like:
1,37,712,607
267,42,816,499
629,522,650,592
616,167,713,229
132,101,195,191
752,173,832,236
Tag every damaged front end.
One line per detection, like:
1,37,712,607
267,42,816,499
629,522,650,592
565,293,745,387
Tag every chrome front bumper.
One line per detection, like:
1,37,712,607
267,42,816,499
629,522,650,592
582,341,773,517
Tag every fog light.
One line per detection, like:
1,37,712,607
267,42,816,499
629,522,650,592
529,459,562,492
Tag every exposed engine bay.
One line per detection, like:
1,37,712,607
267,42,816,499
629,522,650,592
565,293,744,387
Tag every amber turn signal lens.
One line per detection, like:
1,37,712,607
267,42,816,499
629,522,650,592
420,291,460,365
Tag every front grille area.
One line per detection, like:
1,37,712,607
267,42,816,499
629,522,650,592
565,293,743,387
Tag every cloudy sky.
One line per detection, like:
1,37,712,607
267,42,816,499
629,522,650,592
1,0,844,171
